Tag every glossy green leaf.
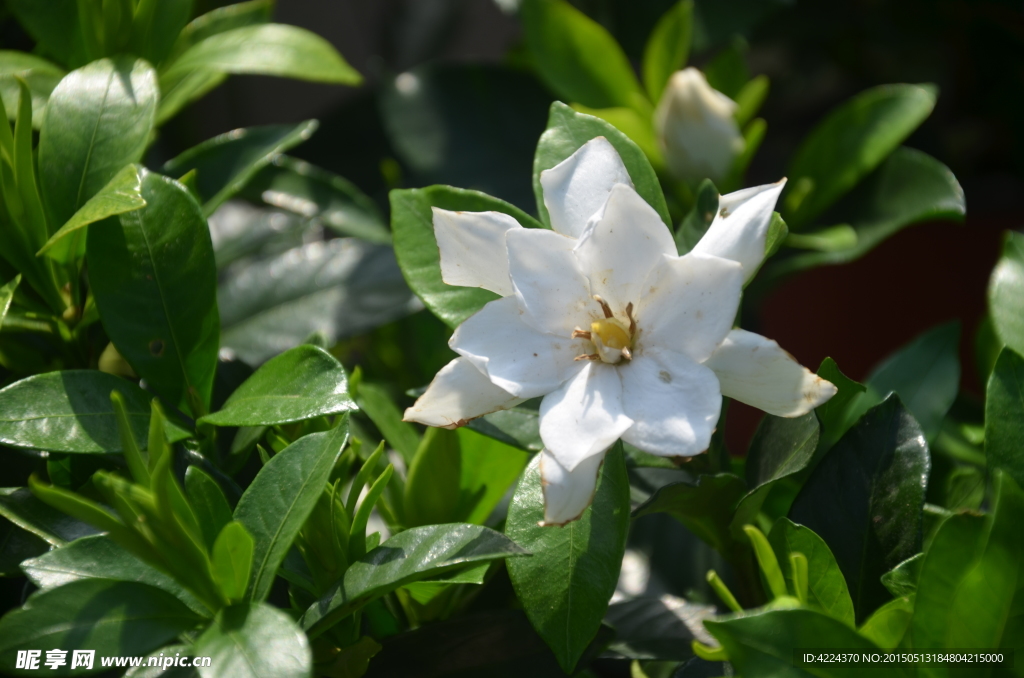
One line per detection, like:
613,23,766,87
989,231,1024,360
457,427,531,525
21,534,207,615
244,155,390,243
774,147,965,272
506,446,629,673
38,163,146,262
785,84,936,229
859,596,913,650
0,51,64,128
184,466,233,552
404,427,462,527
302,523,526,637
219,238,418,365
768,518,855,626
201,345,356,427
633,473,746,558
0,487,97,546
128,0,193,65
522,0,645,110
533,102,671,230
0,274,18,331
171,0,273,60
211,521,254,603
706,607,900,678
0,579,202,674
0,515,47,576
986,348,1024,489
88,169,219,416
642,1,693,104
0,371,188,453
234,424,348,601
391,185,539,328
194,602,311,678
161,23,362,90
814,357,866,453
790,396,929,622
570,104,662,169
881,553,923,598
38,57,157,236
163,121,318,217
851,322,960,441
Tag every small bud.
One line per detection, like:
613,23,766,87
654,68,745,185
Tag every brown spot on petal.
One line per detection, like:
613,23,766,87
658,370,672,383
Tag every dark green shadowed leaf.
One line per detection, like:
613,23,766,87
404,427,462,527
604,593,715,661
128,0,193,65
0,487,98,546
0,580,203,674
88,170,220,416
352,378,420,463
521,0,645,111
533,102,670,230
633,473,746,558
162,121,318,217
38,57,157,233
234,424,348,602
506,446,630,673
814,358,865,453
985,348,1024,488
0,370,187,453
0,516,47,576
21,534,208,615
768,518,854,626
789,395,929,622
675,179,718,255
185,466,233,552
784,84,936,229
880,553,922,598
391,186,540,328
467,403,544,452
989,231,1024,359
301,523,527,638
194,602,311,678
4,0,84,67
201,345,355,427
642,1,693,104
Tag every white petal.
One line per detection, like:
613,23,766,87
574,184,676,314
539,361,633,471
450,296,587,398
635,251,743,363
506,227,598,336
540,137,633,239
619,347,721,457
403,356,525,428
433,208,522,296
539,448,605,526
691,181,786,281
703,329,838,417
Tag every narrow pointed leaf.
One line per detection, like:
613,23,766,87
185,466,234,552
642,0,693,103
768,518,854,626
0,275,18,331
0,487,99,546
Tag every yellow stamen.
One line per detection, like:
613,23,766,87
591,318,632,350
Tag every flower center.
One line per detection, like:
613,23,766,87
591,318,631,350
572,296,637,365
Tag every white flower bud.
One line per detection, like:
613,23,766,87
654,67,745,185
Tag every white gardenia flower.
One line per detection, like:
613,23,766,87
655,67,745,185
404,137,836,525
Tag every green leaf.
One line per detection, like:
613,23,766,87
0,274,19,332
706,607,900,678
4,0,85,68
128,0,193,65
404,427,462,527
521,0,645,110
675,178,718,255
21,534,207,615
506,446,629,673
0,516,47,576
200,345,356,427
234,424,348,601
989,231,1024,358
38,163,146,262
457,427,531,525
859,596,913,650
163,121,319,217
985,348,1024,489
605,593,715,661
790,396,929,622
194,602,311,678
633,473,747,558
880,553,923,598
851,322,960,441
467,404,544,452
38,57,157,235
184,466,233,552
352,379,420,463
0,579,203,673
87,169,220,416
533,102,671,230
568,103,663,170
642,1,693,104
0,370,188,453
211,521,254,603
774,147,965,272
161,23,362,88
156,70,227,126
768,518,855,626
390,185,540,328
243,155,390,244
0,486,97,546
734,75,770,128
814,357,866,453
0,51,65,128
302,524,526,638
171,0,273,60
703,38,749,100
784,84,936,229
